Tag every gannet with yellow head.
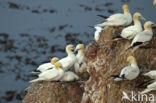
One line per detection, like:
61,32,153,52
121,12,145,40
95,4,132,27
31,57,59,74
29,62,64,82
59,44,77,71
154,0,156,6
114,56,140,81
130,21,156,49
74,44,87,73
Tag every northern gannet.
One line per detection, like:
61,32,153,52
140,70,156,94
120,12,145,40
59,44,77,71
154,0,156,6
29,62,64,82
96,4,132,27
60,71,79,82
89,26,103,42
129,21,155,49
114,56,140,81
31,57,59,74
74,44,87,73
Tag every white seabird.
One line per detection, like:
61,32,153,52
89,26,103,42
59,44,77,71
60,71,79,82
129,21,155,49
31,57,59,74
114,56,140,81
140,70,156,94
120,12,145,40
95,4,132,27
74,44,87,73
29,62,64,82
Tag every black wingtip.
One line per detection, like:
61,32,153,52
97,14,108,19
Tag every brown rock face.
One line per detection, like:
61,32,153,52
23,82,84,103
23,27,156,103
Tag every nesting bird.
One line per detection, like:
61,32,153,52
59,44,77,71
31,57,59,74
129,21,155,49
120,12,145,40
96,4,132,27
114,56,140,81
74,44,87,73
29,62,64,82
140,70,156,94
60,71,79,82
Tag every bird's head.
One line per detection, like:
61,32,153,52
66,44,75,55
133,12,146,21
51,57,59,65
144,21,156,30
54,62,62,70
127,56,137,66
122,4,129,14
74,44,84,52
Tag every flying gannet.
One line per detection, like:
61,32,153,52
29,62,64,82
74,44,87,73
95,4,132,27
89,26,103,42
31,57,59,74
120,12,145,40
114,56,140,81
129,21,155,50
59,44,77,71
60,71,79,82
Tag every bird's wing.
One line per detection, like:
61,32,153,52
37,63,54,72
147,82,156,88
39,69,58,80
120,66,130,77
121,26,138,39
107,13,124,21
144,71,156,79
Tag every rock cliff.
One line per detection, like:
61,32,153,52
23,26,156,103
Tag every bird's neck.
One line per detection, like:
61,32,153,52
124,9,130,14
78,49,84,56
134,19,142,28
131,62,137,67
66,49,73,56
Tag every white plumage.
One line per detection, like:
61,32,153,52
29,62,64,83
60,71,79,82
121,12,145,40
59,44,77,71
114,56,140,81
94,26,103,42
143,70,156,80
130,21,154,48
74,44,87,73
96,5,132,27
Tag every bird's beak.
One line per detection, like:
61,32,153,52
140,16,146,21
88,26,94,28
71,47,75,52
127,62,131,66
151,23,156,27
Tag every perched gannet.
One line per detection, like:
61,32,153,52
95,4,132,27
129,21,155,49
140,70,156,94
74,44,87,73
89,26,103,42
31,57,59,74
59,44,77,71
114,56,140,81
60,71,79,82
120,12,145,40
154,0,156,6
29,62,64,82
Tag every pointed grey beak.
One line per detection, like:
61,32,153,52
140,16,146,21
88,26,94,28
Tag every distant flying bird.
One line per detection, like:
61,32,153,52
29,62,64,82
114,56,140,81
95,4,132,27
120,12,145,40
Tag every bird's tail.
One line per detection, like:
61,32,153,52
29,78,44,83
30,71,40,75
140,88,154,94
97,14,108,19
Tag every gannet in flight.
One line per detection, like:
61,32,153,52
59,44,77,71
31,57,59,74
60,71,79,82
95,4,132,27
120,12,145,40
129,21,155,49
74,44,87,73
114,56,140,81
89,26,103,42
29,62,64,82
